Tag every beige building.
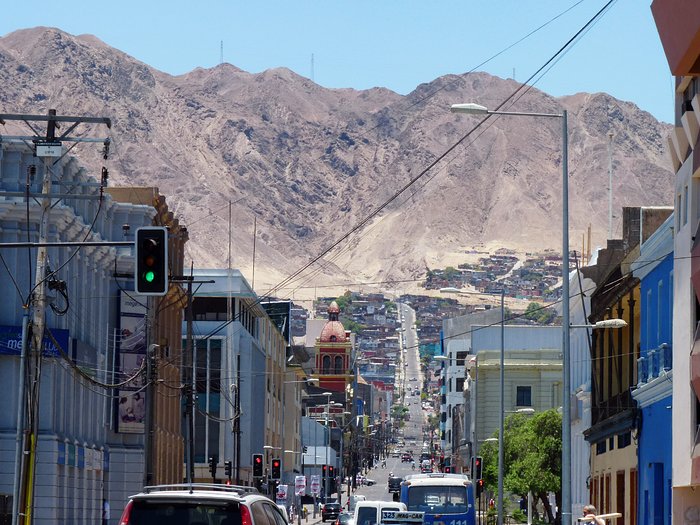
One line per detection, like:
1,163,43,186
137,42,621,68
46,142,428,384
470,325,562,452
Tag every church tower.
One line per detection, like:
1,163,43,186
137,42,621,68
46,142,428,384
315,301,352,392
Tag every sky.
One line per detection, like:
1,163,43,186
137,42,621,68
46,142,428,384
0,0,674,123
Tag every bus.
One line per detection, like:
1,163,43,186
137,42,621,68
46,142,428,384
400,473,476,525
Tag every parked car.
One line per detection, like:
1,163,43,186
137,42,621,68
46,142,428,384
364,478,376,486
117,483,285,525
322,502,342,522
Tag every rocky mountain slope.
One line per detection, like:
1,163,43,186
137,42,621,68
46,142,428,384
0,27,673,297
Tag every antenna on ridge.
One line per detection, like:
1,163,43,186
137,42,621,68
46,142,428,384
220,40,224,65
311,53,315,83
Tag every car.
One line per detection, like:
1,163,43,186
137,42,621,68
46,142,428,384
335,511,355,525
409,377,417,382
117,483,284,525
323,502,342,522
364,478,376,486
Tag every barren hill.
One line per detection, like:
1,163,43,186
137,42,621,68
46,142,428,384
0,27,673,298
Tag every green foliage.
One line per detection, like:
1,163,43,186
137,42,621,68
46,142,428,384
479,409,562,505
342,319,365,334
334,292,352,311
444,266,461,279
523,302,557,325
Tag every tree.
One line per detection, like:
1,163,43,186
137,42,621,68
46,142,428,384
479,409,562,523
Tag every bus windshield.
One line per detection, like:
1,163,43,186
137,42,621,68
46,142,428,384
406,486,468,514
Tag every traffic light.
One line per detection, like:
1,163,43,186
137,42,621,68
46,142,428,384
329,465,334,478
135,227,168,296
224,460,233,479
474,456,483,480
252,454,263,477
303,445,308,453
476,479,484,498
271,458,281,479
208,456,217,478
322,465,327,477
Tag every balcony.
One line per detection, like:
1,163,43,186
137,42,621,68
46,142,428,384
637,343,672,387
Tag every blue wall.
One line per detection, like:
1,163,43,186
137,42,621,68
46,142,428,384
637,397,672,525
636,246,673,525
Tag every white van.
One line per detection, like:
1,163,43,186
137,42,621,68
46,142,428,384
354,500,407,525
349,495,366,512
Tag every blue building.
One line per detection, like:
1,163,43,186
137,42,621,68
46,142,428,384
631,214,673,525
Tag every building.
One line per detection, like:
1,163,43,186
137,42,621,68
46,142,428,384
581,207,671,525
651,1,700,519
0,143,186,524
440,308,502,472
315,301,353,394
470,325,562,451
568,249,598,518
186,268,296,488
630,213,673,525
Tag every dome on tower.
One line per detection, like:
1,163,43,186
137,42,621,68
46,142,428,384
319,300,346,342
319,321,347,343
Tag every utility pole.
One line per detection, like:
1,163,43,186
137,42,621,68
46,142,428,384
0,110,110,525
185,272,195,483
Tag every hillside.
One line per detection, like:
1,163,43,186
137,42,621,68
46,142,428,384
0,27,674,298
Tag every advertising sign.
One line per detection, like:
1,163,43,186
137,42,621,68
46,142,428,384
276,484,288,506
310,475,321,496
294,475,307,496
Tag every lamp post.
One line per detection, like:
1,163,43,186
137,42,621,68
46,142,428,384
451,102,568,525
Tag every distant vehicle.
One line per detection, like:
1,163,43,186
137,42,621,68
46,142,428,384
388,476,403,494
400,473,476,525
409,377,417,382
323,502,342,522
392,450,401,457
335,511,355,525
349,495,366,512
365,478,377,486
401,453,412,463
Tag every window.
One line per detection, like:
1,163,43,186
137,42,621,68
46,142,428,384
334,356,343,374
322,355,331,374
677,194,682,230
618,432,631,449
596,440,607,455
190,337,222,463
456,351,468,366
516,386,532,406
684,185,689,225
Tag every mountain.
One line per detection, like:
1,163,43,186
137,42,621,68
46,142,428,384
0,27,673,297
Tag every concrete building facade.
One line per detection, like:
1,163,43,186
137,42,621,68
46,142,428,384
0,144,186,524
652,1,700,520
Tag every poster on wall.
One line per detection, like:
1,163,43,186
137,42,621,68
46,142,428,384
117,292,147,433
117,390,146,434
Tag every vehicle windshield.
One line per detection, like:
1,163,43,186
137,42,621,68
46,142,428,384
356,507,378,525
406,486,468,514
127,500,242,525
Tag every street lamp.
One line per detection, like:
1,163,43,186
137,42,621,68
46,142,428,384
451,101,568,525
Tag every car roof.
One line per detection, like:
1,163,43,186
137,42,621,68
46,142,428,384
129,484,264,503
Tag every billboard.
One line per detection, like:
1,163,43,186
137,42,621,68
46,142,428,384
117,292,147,433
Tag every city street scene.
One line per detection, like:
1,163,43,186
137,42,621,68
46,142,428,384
0,1,696,525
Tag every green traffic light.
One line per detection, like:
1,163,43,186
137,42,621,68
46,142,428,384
144,271,156,283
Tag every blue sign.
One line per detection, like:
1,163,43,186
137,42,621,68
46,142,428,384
0,325,70,357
